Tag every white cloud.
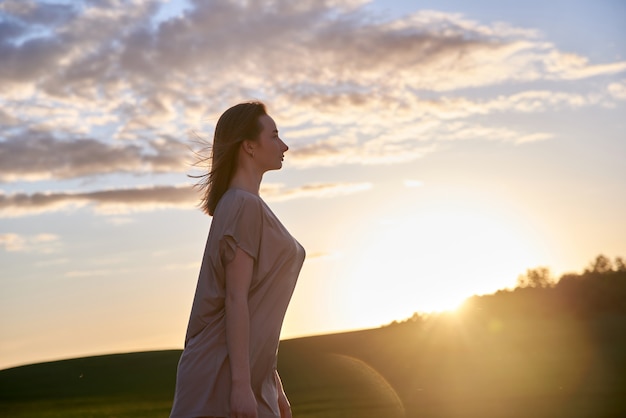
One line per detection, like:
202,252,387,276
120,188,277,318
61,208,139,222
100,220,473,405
64,269,121,279
434,121,554,144
262,182,373,201
403,179,423,188
544,51,626,80
0,0,623,200
164,262,200,271
0,232,61,253
608,79,626,100
0,233,24,251
2,2,621,120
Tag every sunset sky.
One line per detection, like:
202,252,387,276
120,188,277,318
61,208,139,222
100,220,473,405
1,0,625,370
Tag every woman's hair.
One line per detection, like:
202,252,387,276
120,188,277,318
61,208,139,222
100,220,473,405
193,101,267,216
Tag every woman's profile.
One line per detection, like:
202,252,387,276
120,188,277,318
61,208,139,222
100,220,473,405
170,102,305,418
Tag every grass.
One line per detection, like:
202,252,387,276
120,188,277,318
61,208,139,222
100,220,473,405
2,315,625,417
1,397,172,418
0,351,179,418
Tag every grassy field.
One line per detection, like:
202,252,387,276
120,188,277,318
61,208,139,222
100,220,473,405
2,314,625,417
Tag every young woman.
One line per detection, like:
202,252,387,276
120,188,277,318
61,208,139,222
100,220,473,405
170,102,305,418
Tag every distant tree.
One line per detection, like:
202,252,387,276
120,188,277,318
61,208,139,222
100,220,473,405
516,267,554,288
586,254,613,274
615,256,626,272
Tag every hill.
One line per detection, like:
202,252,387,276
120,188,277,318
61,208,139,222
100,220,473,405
2,315,625,418
2,258,626,417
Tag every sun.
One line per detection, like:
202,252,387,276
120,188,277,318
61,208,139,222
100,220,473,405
416,292,466,314
334,205,541,330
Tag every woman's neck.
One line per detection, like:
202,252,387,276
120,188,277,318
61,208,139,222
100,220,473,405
229,166,263,196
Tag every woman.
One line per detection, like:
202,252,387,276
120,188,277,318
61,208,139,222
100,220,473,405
170,102,305,418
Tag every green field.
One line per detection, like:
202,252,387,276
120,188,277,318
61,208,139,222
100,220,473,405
1,313,625,417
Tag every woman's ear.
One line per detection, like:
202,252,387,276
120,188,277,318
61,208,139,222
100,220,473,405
241,140,255,158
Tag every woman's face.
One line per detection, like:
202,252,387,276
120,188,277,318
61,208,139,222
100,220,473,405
253,114,289,172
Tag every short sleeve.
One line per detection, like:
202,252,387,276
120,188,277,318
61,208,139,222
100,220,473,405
218,192,263,265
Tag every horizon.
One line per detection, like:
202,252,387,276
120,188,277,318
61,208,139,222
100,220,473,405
1,0,625,370
0,254,620,371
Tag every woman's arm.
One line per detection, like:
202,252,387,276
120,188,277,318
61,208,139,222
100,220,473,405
275,370,292,418
225,246,258,418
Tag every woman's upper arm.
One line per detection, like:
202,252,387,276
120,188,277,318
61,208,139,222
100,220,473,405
224,245,255,299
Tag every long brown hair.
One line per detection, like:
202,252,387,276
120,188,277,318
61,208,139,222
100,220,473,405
193,102,267,216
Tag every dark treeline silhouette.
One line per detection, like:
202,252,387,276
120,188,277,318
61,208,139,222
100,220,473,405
459,254,626,320
383,254,626,328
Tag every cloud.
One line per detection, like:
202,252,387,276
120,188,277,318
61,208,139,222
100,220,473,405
0,0,77,27
64,268,130,279
290,137,437,167
285,115,554,167
0,132,189,182
3,1,622,102
0,185,198,217
261,181,373,201
544,51,626,80
277,86,602,167
0,0,623,184
0,181,373,217
0,233,25,251
608,79,626,101
423,90,591,117
164,262,200,271
403,179,423,188
432,122,554,144
0,232,60,252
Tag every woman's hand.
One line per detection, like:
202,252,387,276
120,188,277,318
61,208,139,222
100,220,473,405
277,390,292,418
230,382,258,418
275,370,292,418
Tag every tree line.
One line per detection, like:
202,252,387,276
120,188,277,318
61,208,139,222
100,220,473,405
461,254,626,319
390,254,626,326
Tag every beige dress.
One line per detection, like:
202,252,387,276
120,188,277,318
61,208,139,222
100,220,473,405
170,188,305,418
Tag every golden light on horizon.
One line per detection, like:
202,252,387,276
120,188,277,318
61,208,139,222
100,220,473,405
331,202,543,328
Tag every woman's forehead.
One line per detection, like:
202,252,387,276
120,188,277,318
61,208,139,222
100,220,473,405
259,114,277,131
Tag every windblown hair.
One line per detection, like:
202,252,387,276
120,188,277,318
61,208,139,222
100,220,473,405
193,102,267,216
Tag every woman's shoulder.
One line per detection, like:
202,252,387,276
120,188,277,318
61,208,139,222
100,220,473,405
220,187,262,205
214,188,263,216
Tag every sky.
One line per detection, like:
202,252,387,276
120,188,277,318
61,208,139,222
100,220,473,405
0,0,625,370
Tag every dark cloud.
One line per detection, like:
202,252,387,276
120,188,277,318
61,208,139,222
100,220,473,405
0,131,189,182
0,2,78,83
0,36,67,82
0,181,374,217
0,19,25,41
0,108,19,126
0,185,198,217
0,1,77,27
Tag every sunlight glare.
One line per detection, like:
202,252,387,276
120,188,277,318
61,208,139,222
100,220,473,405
335,205,541,329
